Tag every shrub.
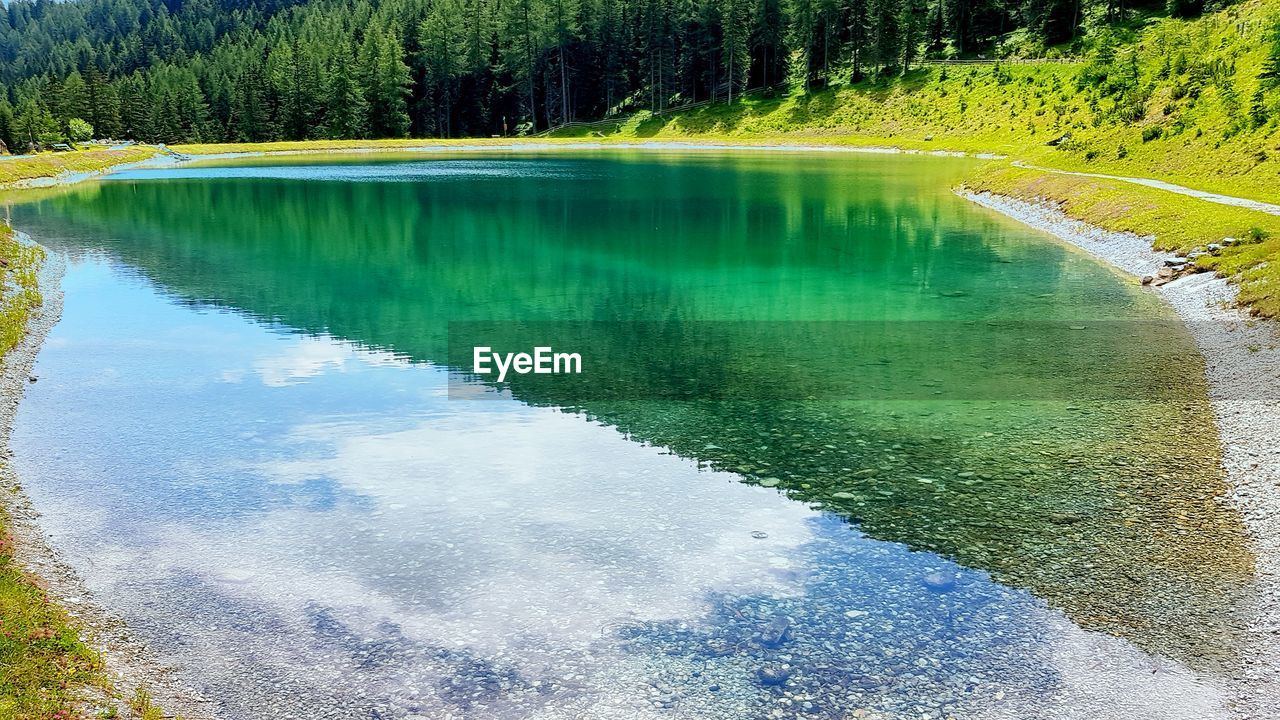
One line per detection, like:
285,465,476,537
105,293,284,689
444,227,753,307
67,118,93,143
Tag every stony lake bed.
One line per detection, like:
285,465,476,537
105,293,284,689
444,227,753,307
3,149,1276,719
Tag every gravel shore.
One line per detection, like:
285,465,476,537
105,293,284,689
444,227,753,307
960,189,1280,719
0,235,216,720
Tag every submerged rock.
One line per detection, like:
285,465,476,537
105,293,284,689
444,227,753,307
1048,510,1086,524
756,664,791,686
921,571,958,592
760,616,793,648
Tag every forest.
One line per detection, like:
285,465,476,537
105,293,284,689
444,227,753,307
0,0,1250,146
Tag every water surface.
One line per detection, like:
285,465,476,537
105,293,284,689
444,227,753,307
9,151,1252,719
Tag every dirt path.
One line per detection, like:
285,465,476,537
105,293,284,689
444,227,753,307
1011,161,1280,216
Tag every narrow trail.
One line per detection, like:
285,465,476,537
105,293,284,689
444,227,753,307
1011,160,1280,217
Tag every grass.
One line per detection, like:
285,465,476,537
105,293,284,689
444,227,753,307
965,164,1280,316
0,223,108,719
127,688,162,720
0,147,159,188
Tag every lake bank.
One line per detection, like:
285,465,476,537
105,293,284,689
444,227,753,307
960,189,1280,718
0,231,212,719
0,147,161,191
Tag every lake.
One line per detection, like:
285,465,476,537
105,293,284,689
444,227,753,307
7,150,1255,719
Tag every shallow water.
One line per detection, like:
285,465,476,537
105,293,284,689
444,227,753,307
8,151,1253,718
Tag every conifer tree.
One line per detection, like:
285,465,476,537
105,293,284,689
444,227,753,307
362,32,412,138
325,45,369,139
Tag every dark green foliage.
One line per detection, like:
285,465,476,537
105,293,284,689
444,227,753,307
1263,24,1280,86
1166,0,1204,18
0,0,1245,144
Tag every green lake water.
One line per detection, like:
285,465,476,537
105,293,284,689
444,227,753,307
7,150,1255,719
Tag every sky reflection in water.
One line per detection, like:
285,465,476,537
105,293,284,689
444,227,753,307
12,256,1228,720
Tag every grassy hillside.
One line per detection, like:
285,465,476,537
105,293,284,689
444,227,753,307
565,0,1280,204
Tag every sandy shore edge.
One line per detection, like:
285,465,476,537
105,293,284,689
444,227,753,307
0,233,217,719
960,189,1280,719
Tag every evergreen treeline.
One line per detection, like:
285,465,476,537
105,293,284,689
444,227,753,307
0,0,1239,147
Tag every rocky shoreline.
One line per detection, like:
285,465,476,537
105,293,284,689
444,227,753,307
0,233,215,720
960,189,1280,719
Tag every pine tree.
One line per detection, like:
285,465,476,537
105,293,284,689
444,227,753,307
1262,29,1280,86
721,0,753,103
422,0,465,136
270,38,321,140
0,101,16,153
230,62,275,142
59,71,90,127
362,32,412,138
325,45,368,139
751,0,786,88
898,0,927,72
846,0,871,82
785,0,818,90
870,0,899,73
84,68,122,139
549,0,580,125
17,98,60,149
117,75,155,142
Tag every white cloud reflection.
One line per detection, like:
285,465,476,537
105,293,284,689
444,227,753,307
251,335,408,387
117,403,1227,720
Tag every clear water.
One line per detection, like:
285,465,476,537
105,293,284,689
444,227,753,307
7,151,1253,719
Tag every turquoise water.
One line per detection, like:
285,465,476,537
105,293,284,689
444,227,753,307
8,150,1247,719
